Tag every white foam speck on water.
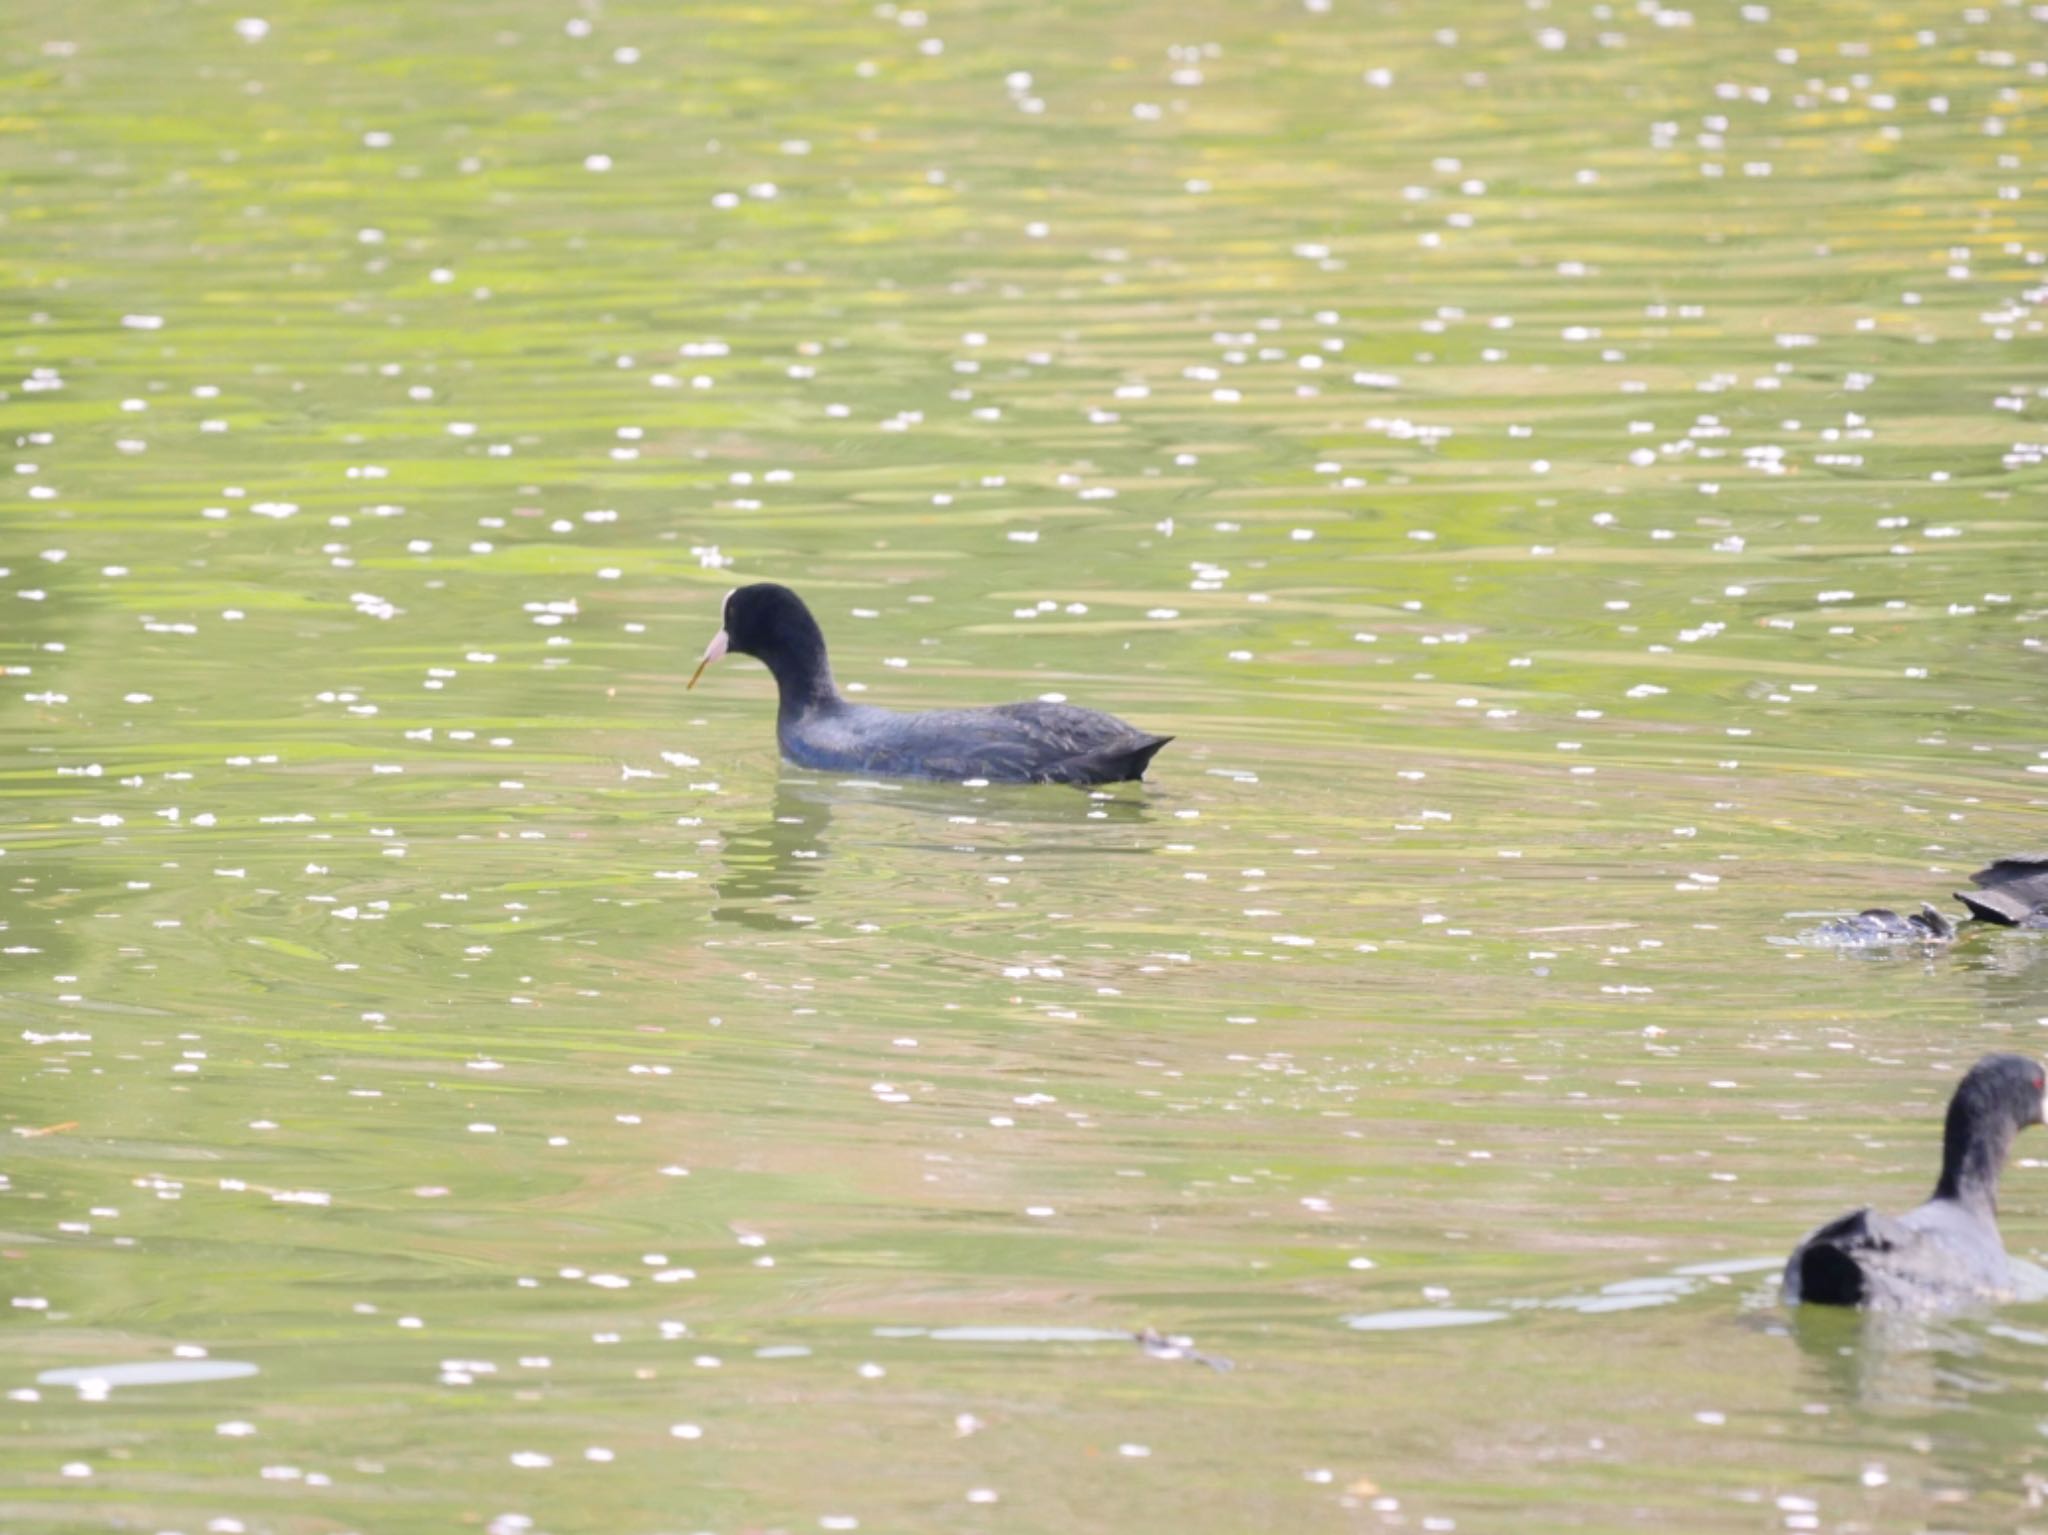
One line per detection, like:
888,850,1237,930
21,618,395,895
1345,1309,1508,1332
39,1360,258,1389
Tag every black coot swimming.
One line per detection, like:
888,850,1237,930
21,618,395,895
1782,1053,2046,1310
687,583,1172,786
1956,857,2048,929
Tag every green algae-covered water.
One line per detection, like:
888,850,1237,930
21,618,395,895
4,1,2047,1530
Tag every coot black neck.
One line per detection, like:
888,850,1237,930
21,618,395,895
751,610,840,720
1933,1089,2018,1214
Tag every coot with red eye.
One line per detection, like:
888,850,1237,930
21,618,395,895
1784,1054,2048,1310
687,583,1173,786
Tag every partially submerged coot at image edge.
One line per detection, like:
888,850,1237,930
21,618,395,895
1954,858,2048,928
1801,857,2048,947
686,583,1173,786
1783,1054,2047,1312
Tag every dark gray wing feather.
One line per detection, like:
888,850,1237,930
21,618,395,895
1785,1199,2009,1310
803,702,1168,784
1958,887,2038,927
1955,857,2048,926
1968,858,2048,917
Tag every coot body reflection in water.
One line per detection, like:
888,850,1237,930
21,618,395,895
1783,1054,2046,1311
1812,904,1956,946
688,584,1172,786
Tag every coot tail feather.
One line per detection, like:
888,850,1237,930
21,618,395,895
1052,733,1173,786
1791,1218,1873,1307
1965,859,2048,927
1957,888,2037,928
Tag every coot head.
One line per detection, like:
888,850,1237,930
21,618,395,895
1934,1053,2047,1207
688,583,835,707
1953,1053,2048,1131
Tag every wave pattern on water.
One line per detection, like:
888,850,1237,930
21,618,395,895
3,0,2048,1530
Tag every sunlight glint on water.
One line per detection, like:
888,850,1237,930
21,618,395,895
2,1,2046,1530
